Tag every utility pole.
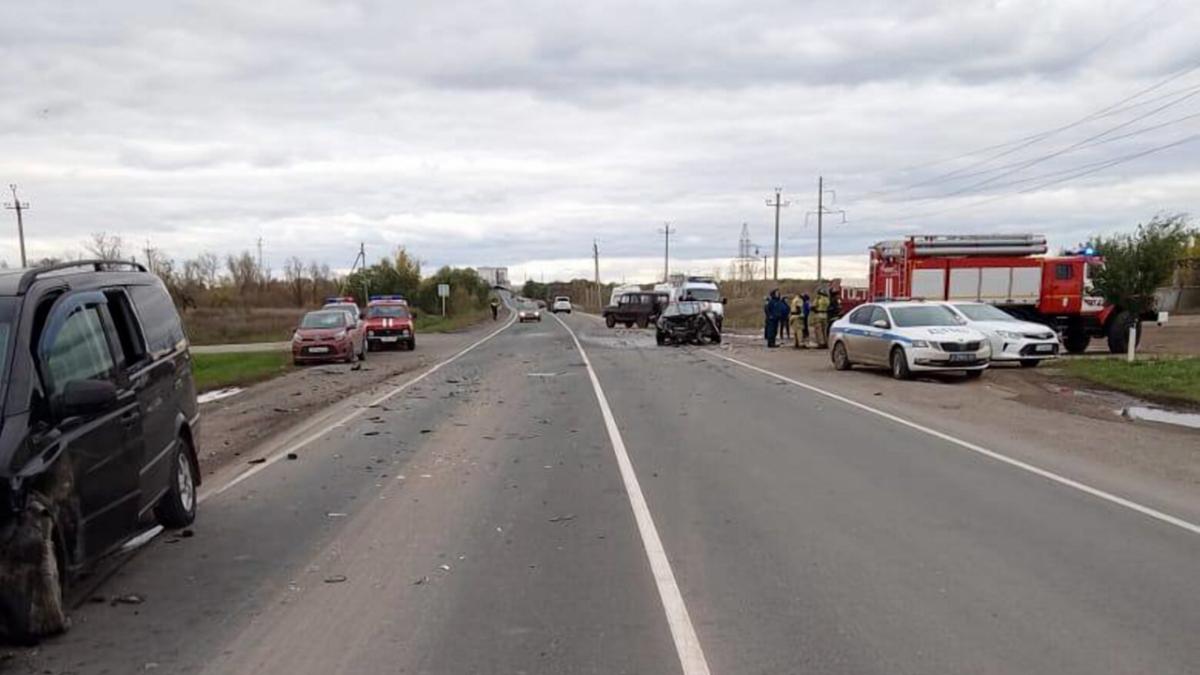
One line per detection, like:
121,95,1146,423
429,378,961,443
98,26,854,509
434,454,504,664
257,237,265,282
5,185,29,267
765,188,790,281
804,176,846,282
658,222,676,283
592,239,600,311
144,239,154,273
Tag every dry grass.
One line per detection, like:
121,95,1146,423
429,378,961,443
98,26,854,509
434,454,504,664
719,279,822,329
182,307,307,345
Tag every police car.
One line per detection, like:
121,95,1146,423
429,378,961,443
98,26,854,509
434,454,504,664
829,301,991,380
940,302,1060,368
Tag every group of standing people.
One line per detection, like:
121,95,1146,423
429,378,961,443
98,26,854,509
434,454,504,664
763,287,839,349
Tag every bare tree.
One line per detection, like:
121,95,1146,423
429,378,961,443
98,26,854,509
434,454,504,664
284,256,306,306
196,252,221,287
227,251,259,297
84,232,125,260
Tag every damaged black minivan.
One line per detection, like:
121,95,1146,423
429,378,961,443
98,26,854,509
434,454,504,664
0,261,200,643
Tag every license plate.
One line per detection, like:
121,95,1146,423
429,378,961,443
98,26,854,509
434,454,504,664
380,336,398,343
949,353,974,362
309,346,330,354
1035,344,1054,352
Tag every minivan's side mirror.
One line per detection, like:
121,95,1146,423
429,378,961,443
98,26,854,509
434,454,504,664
60,379,118,417
872,319,890,329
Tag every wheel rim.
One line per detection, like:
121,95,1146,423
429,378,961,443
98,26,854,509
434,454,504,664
177,451,195,512
892,352,902,377
834,344,846,367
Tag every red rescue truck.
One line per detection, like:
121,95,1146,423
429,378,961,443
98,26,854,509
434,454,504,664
868,234,1134,354
363,295,416,351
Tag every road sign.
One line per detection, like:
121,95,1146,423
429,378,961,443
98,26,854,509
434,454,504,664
437,284,450,297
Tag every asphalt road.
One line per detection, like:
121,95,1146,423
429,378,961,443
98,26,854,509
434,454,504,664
11,311,1200,674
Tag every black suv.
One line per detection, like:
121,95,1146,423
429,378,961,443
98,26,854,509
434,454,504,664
0,261,200,643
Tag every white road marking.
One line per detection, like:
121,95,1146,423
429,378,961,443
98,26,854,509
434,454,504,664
200,310,518,502
708,350,1200,537
552,313,712,675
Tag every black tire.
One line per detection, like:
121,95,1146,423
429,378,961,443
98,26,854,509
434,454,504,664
155,437,198,528
407,339,416,351
832,341,852,370
655,331,666,346
890,347,911,380
636,316,649,329
605,314,616,328
1020,359,1039,368
0,495,68,644
624,321,634,328
964,369,984,379
1105,311,1142,354
1063,328,1091,354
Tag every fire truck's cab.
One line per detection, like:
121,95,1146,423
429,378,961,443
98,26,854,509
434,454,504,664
364,295,416,351
868,235,1130,354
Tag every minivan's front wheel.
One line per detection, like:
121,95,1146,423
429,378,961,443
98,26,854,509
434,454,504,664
156,438,198,528
0,496,68,644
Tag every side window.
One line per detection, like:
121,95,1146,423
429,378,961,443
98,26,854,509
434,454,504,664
104,289,148,367
128,284,185,355
618,295,630,306
44,306,115,396
848,306,873,325
869,306,891,328
1055,264,1073,280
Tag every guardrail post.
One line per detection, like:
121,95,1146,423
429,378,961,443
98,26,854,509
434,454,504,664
1126,324,1137,363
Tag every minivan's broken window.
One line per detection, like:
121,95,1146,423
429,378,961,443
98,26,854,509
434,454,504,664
44,306,114,395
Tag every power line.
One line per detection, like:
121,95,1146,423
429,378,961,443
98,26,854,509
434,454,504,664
873,132,1200,224
867,62,1200,198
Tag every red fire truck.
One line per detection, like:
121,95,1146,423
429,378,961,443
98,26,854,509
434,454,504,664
868,234,1133,354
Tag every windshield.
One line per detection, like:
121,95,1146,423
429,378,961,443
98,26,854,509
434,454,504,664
890,305,964,327
300,311,348,329
367,305,410,318
682,288,719,301
952,304,1018,322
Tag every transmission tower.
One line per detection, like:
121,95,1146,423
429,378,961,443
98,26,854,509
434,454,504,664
734,223,757,281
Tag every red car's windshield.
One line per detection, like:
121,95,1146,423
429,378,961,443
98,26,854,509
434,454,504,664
368,306,410,319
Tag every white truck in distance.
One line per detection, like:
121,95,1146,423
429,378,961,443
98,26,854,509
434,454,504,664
665,275,724,328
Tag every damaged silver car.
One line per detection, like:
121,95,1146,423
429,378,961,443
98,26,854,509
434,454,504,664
655,301,723,346
0,261,200,643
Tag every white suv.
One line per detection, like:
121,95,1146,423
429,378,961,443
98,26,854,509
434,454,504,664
552,296,572,314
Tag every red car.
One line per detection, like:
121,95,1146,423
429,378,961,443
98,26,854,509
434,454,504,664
292,308,366,364
364,295,416,351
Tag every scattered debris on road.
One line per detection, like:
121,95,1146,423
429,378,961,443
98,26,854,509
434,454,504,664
286,452,299,460
112,594,145,606
324,575,348,584
548,514,577,524
247,457,267,464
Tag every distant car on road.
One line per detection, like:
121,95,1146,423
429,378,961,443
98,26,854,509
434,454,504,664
517,301,542,322
656,301,722,345
829,301,991,380
293,309,365,364
364,295,415,351
604,291,669,328
551,296,572,314
0,261,201,641
322,296,362,320
941,302,1059,368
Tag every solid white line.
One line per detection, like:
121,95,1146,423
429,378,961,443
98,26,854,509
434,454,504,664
552,313,712,675
200,310,518,502
707,350,1200,537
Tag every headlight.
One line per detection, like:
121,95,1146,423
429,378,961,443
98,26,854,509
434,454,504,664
910,339,931,348
997,330,1024,339
367,330,375,337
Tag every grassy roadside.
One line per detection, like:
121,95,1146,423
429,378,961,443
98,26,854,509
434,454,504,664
192,351,292,392
1054,357,1200,405
414,307,492,333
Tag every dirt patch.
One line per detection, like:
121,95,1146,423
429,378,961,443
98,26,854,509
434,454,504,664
194,323,495,477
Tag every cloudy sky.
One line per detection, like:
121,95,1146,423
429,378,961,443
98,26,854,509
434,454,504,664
2,0,1198,284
